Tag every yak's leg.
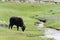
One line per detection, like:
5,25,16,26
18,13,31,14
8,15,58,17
9,24,13,29
11,25,13,29
17,26,19,31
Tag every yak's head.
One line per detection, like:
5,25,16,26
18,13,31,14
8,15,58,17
21,25,26,32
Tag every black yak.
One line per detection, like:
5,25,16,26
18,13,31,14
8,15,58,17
9,17,26,32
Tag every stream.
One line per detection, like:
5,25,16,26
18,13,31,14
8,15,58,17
39,28,60,40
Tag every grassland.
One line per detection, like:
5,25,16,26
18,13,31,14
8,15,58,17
0,2,60,40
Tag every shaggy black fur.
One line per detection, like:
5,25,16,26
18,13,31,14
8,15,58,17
9,17,26,32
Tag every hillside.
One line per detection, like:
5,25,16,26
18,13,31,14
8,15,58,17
0,2,60,40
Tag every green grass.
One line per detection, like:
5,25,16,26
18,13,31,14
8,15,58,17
0,2,60,40
0,27,53,40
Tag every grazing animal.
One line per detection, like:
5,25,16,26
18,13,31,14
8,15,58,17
9,17,26,32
